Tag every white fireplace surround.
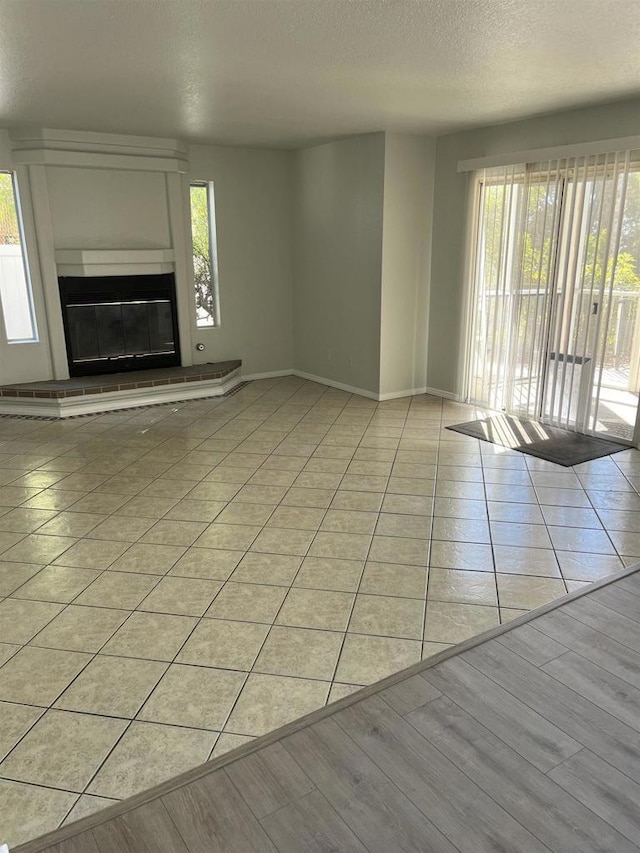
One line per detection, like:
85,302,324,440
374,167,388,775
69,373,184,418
4,128,195,382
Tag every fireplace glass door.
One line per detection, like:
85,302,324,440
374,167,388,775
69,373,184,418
67,299,174,364
59,273,180,376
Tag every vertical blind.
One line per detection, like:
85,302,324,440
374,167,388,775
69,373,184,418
466,149,638,437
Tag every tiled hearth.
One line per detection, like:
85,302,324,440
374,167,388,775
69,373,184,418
0,362,242,418
1,374,639,846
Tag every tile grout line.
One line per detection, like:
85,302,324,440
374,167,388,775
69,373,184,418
419,398,441,658
475,429,503,626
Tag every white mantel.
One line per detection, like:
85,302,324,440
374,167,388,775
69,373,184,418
55,248,176,277
10,128,188,173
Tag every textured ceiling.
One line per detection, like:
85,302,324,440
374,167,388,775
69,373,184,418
0,0,639,148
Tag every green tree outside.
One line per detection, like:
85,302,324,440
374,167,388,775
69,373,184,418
0,172,20,245
190,183,215,324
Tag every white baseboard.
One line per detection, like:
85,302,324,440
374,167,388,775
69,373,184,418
291,372,461,403
240,369,294,382
424,386,461,401
378,386,429,401
291,370,379,401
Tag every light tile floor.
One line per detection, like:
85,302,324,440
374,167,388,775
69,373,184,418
1,375,639,845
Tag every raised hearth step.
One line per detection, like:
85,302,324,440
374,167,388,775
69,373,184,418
0,361,241,399
0,361,243,418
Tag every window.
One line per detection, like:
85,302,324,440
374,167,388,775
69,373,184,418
190,181,220,327
465,151,640,441
0,171,38,343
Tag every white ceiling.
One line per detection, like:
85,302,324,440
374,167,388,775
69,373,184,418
1,0,639,148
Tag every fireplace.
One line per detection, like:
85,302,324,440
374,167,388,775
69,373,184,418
58,273,180,377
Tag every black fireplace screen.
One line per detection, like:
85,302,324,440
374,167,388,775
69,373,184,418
59,273,180,377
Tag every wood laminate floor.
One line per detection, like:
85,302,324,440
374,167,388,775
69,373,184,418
15,562,640,853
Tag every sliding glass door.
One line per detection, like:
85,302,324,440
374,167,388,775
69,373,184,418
466,151,640,443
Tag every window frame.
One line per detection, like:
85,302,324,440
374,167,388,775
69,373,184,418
189,180,221,328
0,169,39,344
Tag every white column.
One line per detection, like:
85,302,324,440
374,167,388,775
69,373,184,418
166,171,193,367
27,164,70,379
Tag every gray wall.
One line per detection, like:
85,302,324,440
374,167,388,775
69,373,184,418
188,143,294,376
0,130,10,165
428,97,640,395
380,133,435,397
293,133,386,395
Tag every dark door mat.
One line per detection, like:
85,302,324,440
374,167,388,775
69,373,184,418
447,415,629,466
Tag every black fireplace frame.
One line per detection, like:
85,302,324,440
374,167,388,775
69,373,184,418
58,273,181,378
